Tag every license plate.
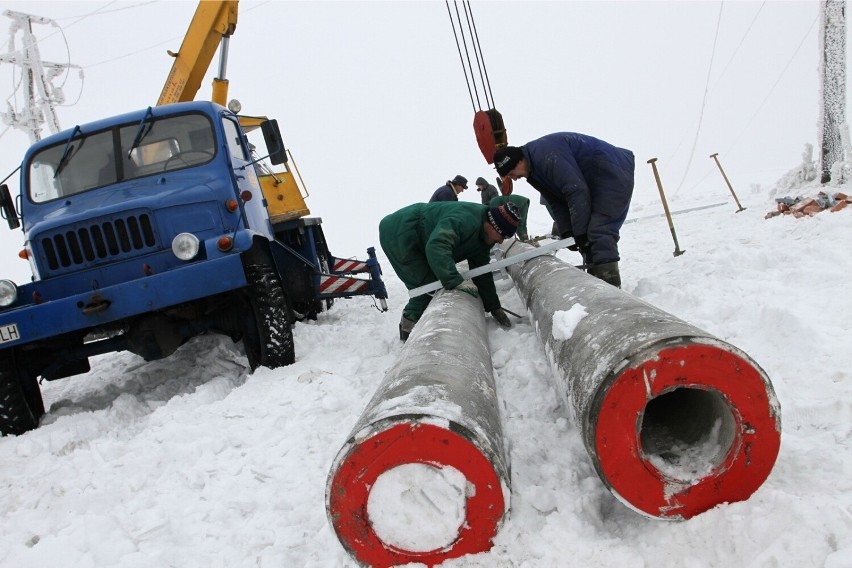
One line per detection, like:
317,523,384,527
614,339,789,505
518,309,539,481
0,323,21,344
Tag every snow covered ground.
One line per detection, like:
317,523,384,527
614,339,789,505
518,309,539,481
1,182,850,568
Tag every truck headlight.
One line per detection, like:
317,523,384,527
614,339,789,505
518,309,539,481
0,279,18,307
171,233,200,261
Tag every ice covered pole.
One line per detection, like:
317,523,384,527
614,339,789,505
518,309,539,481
326,288,510,566
500,240,781,520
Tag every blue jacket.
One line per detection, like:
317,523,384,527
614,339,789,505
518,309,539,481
429,182,459,202
523,132,634,238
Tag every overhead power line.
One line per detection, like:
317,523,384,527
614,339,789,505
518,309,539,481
671,2,725,199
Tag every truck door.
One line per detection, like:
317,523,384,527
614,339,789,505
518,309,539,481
222,116,274,239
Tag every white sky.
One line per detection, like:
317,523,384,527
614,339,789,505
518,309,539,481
0,0,847,283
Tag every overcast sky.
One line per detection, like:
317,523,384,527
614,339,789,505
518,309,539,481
0,0,845,283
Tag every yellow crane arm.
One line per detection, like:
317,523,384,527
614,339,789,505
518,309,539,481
157,0,239,106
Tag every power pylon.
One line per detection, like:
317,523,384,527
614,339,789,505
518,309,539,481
0,10,82,144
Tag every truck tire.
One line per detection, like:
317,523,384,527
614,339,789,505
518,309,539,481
243,263,295,370
0,352,44,436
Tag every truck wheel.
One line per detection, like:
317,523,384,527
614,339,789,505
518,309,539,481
243,263,295,370
0,352,44,436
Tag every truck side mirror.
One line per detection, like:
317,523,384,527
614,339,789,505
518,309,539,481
0,184,21,230
261,119,288,166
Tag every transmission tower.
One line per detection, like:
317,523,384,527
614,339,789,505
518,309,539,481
0,10,81,144
818,0,848,183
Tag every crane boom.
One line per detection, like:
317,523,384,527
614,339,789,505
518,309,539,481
156,0,310,222
157,0,238,106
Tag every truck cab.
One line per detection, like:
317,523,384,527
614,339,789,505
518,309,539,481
0,101,387,436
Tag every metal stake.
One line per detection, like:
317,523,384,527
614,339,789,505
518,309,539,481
710,153,746,213
647,158,685,257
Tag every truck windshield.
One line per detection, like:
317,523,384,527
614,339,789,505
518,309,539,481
28,112,216,203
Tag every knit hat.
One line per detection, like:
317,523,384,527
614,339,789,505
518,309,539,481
451,175,468,189
475,176,488,188
487,201,521,238
493,146,524,176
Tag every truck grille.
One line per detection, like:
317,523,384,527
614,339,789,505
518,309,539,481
39,213,158,272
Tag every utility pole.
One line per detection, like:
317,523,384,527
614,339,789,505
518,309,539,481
818,0,847,183
0,10,81,144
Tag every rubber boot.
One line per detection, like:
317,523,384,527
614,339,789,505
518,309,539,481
588,261,621,288
399,315,417,342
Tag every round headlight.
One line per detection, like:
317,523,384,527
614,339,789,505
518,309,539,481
0,279,18,307
227,99,242,114
171,233,200,261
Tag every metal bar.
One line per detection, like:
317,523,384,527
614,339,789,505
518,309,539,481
710,153,746,212
623,202,728,224
647,158,685,257
406,236,574,298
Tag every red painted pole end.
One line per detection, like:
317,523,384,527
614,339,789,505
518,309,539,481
327,421,507,566
594,343,781,520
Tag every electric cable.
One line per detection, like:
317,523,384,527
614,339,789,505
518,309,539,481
671,2,724,199
723,14,819,158
709,1,766,95
672,11,817,200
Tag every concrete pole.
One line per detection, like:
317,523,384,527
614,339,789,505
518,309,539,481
326,288,510,566
500,240,781,520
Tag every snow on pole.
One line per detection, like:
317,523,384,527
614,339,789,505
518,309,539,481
326,288,510,567
500,240,781,520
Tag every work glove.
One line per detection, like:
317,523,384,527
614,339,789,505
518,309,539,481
568,234,591,263
550,222,560,238
454,280,479,298
517,232,529,242
490,308,512,328
566,233,586,251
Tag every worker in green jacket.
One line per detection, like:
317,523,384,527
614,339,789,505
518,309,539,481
489,181,531,241
379,201,521,341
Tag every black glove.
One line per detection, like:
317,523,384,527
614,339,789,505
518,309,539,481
567,234,587,251
490,308,513,328
568,234,592,266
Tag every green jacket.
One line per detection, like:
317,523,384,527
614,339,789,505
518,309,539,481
379,201,501,311
490,194,530,235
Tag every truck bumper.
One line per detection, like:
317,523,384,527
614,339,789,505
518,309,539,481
0,254,248,349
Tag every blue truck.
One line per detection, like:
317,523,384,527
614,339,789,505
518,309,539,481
0,100,388,435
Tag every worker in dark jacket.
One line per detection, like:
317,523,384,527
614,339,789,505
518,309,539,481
475,176,499,205
494,132,634,287
379,201,521,340
489,181,530,241
429,174,468,202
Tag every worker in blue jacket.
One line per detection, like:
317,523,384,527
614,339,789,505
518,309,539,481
494,132,634,287
429,175,468,202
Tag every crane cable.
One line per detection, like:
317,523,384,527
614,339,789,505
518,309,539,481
445,0,507,164
445,0,495,113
